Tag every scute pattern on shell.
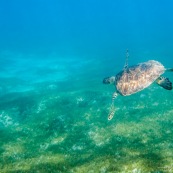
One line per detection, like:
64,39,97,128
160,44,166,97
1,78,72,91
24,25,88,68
115,60,165,96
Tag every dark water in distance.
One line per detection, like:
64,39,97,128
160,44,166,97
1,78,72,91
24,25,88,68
0,0,173,172
1,0,173,60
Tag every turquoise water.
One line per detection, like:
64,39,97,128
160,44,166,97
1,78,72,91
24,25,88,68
0,1,173,172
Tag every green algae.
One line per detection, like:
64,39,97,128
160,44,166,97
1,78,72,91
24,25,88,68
0,65,173,173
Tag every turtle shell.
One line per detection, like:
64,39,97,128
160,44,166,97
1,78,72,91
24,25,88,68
115,60,165,96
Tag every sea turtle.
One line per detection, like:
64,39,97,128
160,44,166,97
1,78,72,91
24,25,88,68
103,50,173,120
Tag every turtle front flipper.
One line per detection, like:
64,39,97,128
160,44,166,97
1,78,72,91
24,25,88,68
156,76,172,90
108,107,116,120
108,92,118,120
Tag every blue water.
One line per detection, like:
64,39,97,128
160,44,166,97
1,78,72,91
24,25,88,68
0,0,173,172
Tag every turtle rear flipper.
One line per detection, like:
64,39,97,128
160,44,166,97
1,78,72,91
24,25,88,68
166,68,173,72
156,76,172,90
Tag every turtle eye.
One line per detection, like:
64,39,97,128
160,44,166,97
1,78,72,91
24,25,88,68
103,77,110,84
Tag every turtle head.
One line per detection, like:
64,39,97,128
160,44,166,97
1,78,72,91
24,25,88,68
103,76,116,84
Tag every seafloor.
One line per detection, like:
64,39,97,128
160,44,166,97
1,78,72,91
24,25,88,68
0,52,173,173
